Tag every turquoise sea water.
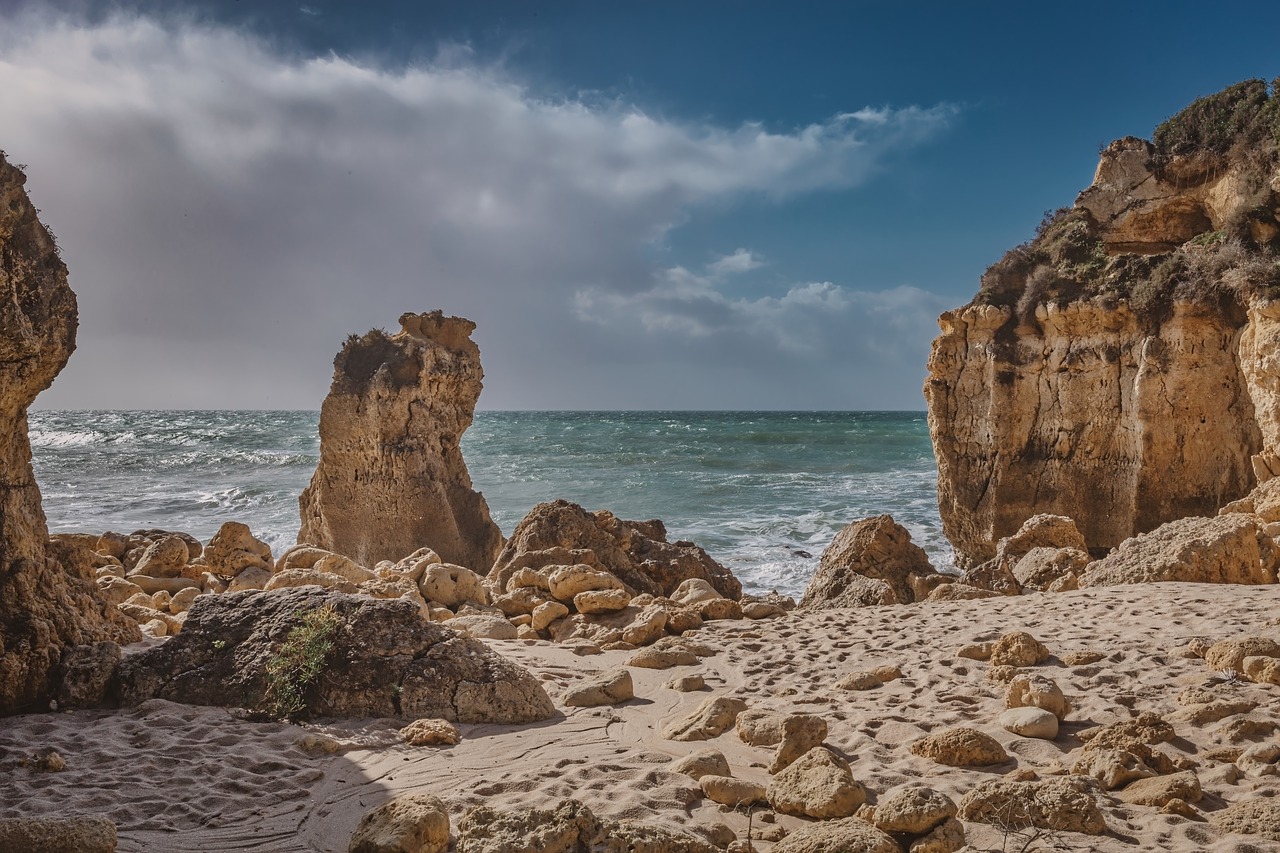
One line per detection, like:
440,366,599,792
28,410,946,597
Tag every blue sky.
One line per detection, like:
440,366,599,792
6,0,1279,409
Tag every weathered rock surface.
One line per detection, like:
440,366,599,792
0,816,118,853
490,499,741,600
768,816,899,853
958,776,1108,835
0,155,139,715
348,793,450,853
766,746,866,819
298,311,503,572
114,587,554,722
1080,514,1279,586
563,668,634,707
662,696,748,741
910,727,1010,767
1209,797,1280,842
800,514,938,607
455,798,717,853
926,82,1280,565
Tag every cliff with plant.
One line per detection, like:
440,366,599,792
926,79,1280,565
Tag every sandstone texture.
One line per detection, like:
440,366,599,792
0,816,117,853
454,798,717,853
0,154,138,715
1080,513,1279,586
490,499,741,599
768,817,899,853
800,514,939,607
926,80,1280,564
958,776,1108,835
298,311,503,572
114,587,554,722
348,793,450,853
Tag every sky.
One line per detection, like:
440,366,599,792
3,1,1278,410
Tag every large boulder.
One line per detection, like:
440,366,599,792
114,587,555,723
298,311,504,572
1080,513,1279,587
489,499,741,600
0,154,139,715
800,514,938,608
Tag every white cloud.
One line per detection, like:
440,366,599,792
0,12,956,409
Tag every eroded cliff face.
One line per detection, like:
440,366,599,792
299,311,504,572
927,80,1280,565
0,153,138,714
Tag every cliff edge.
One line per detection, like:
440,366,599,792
0,153,138,715
926,79,1280,565
299,311,504,572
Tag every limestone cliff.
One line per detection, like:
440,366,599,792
927,79,1280,565
299,311,503,572
0,153,138,715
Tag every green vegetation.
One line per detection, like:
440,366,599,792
1153,78,1280,159
262,604,342,720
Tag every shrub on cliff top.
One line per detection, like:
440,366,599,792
1153,78,1280,158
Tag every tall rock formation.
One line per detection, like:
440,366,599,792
927,80,1280,565
0,153,138,715
299,311,503,572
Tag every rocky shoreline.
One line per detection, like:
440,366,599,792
4,82,1280,852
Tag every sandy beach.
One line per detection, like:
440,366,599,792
5,581,1278,852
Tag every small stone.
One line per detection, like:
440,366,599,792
872,783,958,834
672,749,731,780
349,793,450,853
910,727,1009,767
836,671,883,691
563,668,634,707
662,696,748,741
629,647,697,669
530,601,569,631
956,642,993,661
990,631,1050,667
400,718,461,747
767,746,867,819
700,775,767,807
999,707,1059,739
665,674,705,692
573,588,632,614
769,714,829,773
1005,673,1070,720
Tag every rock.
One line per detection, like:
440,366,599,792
1081,514,1279,587
607,820,718,853
700,775,767,807
203,522,273,576
957,642,993,661
672,749,731,781
672,578,721,605
0,816,117,852
455,799,604,853
96,576,143,606
1012,547,1091,591
662,696,748,741
1244,655,1280,684
1062,650,1106,665
1005,673,1070,720
872,783,958,834
313,553,376,585
400,718,461,746
489,499,741,600
621,604,669,646
298,312,503,572
908,816,965,853
1073,747,1156,790
547,565,625,602
1204,637,1280,672
228,566,274,592
1114,771,1201,806
910,727,1010,767
742,602,785,619
1169,698,1257,725
349,793,450,853
1209,798,1280,842
55,641,121,710
769,713,828,773
530,601,569,631
927,583,999,602
697,598,742,621
958,776,1108,835
419,563,489,609
836,671,883,691
496,587,549,617
736,709,787,746
999,707,1059,739
768,817,899,853
573,588,632,614
563,668,633,707
446,614,519,640
169,586,200,614
665,674,704,692
263,568,359,593
800,515,937,607
129,535,191,579
114,587,555,722
989,631,1050,667
629,646,698,670
767,746,866,818
1078,711,1175,752
1239,743,1280,777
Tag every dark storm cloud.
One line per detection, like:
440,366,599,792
0,14,955,409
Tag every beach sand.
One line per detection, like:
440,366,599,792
4,581,1279,852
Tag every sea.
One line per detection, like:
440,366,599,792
27,410,948,599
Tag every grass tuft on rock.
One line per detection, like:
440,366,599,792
262,604,342,720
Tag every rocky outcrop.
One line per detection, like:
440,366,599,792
114,587,555,723
799,514,940,608
0,154,138,715
298,311,503,572
926,80,1280,565
1080,513,1279,587
489,499,741,600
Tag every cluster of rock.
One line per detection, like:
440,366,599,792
926,80,1280,565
